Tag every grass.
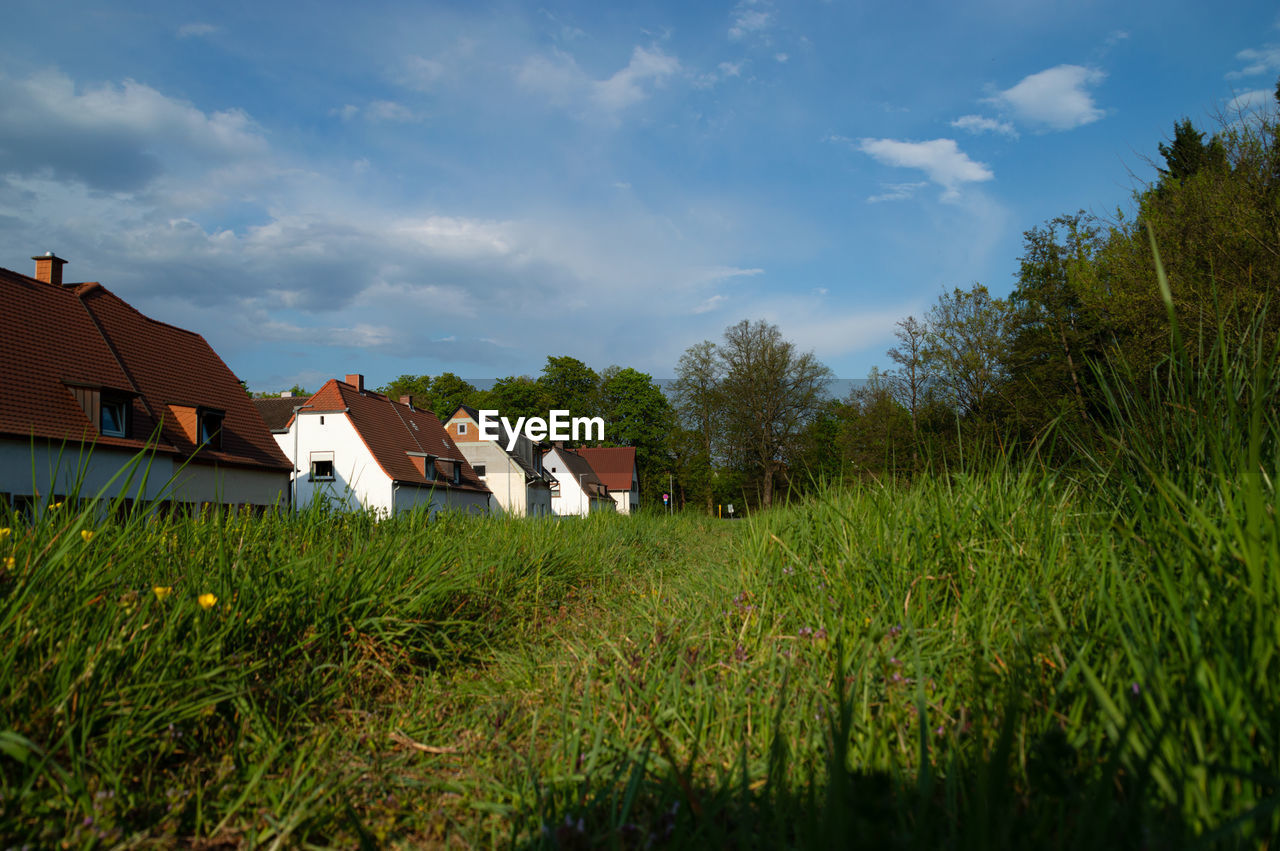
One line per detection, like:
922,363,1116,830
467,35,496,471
2,316,1278,847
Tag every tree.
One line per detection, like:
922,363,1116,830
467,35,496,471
478,376,552,424
885,315,931,467
923,285,1012,421
379,374,433,407
539,356,601,421
1007,213,1104,433
716,319,833,509
428,373,479,421
672,340,723,513
599,366,675,501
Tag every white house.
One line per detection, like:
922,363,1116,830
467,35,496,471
443,405,554,517
574,447,640,514
542,445,615,516
0,253,291,513
257,375,490,516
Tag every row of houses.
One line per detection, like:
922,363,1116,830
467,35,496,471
0,253,638,518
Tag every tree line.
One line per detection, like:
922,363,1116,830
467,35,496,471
265,78,1280,514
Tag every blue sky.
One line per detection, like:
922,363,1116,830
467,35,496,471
2,0,1278,392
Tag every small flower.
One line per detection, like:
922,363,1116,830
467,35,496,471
3,556,14,570
799,626,813,639
80,530,94,542
51,501,63,510
0,527,10,540
198,593,218,610
153,586,173,601
1130,682,1140,695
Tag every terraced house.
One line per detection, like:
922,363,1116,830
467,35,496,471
256,376,490,516
0,253,292,512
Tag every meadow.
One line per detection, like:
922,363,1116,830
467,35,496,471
3,316,1279,849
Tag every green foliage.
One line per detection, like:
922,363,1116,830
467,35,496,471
599,366,675,501
539,356,601,420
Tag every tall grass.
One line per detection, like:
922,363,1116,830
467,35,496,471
1,297,1277,846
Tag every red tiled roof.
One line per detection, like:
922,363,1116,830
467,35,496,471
0,265,291,472
306,379,489,493
546,447,610,498
573,447,637,491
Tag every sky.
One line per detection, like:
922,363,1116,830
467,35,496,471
2,0,1278,393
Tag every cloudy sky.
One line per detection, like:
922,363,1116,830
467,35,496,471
2,0,1278,391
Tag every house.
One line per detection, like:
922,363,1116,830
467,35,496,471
572,447,640,514
542,445,615,516
443,405,554,517
0,253,292,512
256,376,490,516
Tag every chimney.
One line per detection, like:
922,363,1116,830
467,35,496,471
399,395,413,408
345,374,364,392
32,252,67,285
280,391,293,398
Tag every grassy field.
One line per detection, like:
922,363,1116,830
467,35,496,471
3,325,1279,848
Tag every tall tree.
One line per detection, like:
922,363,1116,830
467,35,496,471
716,319,833,509
428,373,479,421
672,340,723,513
923,285,1012,421
885,315,931,467
539,356,601,421
379,375,433,407
599,366,674,501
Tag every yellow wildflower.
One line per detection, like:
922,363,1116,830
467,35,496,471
153,586,173,601
80,530,94,542
51,501,62,510
198,593,218,610
3,556,13,570
0,528,10,540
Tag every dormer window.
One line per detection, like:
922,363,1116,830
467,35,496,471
452,462,462,485
198,409,224,449
100,399,127,437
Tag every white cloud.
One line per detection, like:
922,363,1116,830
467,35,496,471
950,114,1018,138
517,44,680,118
867,181,927,203
988,65,1106,131
729,0,774,41
365,100,419,122
177,22,220,39
593,46,680,111
1225,88,1275,118
1227,44,1280,79
692,294,727,314
0,70,267,190
858,138,992,200
775,53,789,63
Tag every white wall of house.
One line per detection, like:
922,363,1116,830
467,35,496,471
0,438,287,508
273,412,488,516
455,441,552,517
392,482,489,515
272,410,384,512
168,465,289,508
544,448,611,516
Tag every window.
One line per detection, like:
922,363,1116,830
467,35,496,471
473,464,486,478
198,410,224,449
452,462,462,485
100,399,127,437
550,481,560,496
457,422,467,435
310,459,335,481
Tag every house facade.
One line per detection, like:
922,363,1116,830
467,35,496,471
542,446,615,516
444,406,554,517
0,254,292,512
258,376,489,516
573,447,640,514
